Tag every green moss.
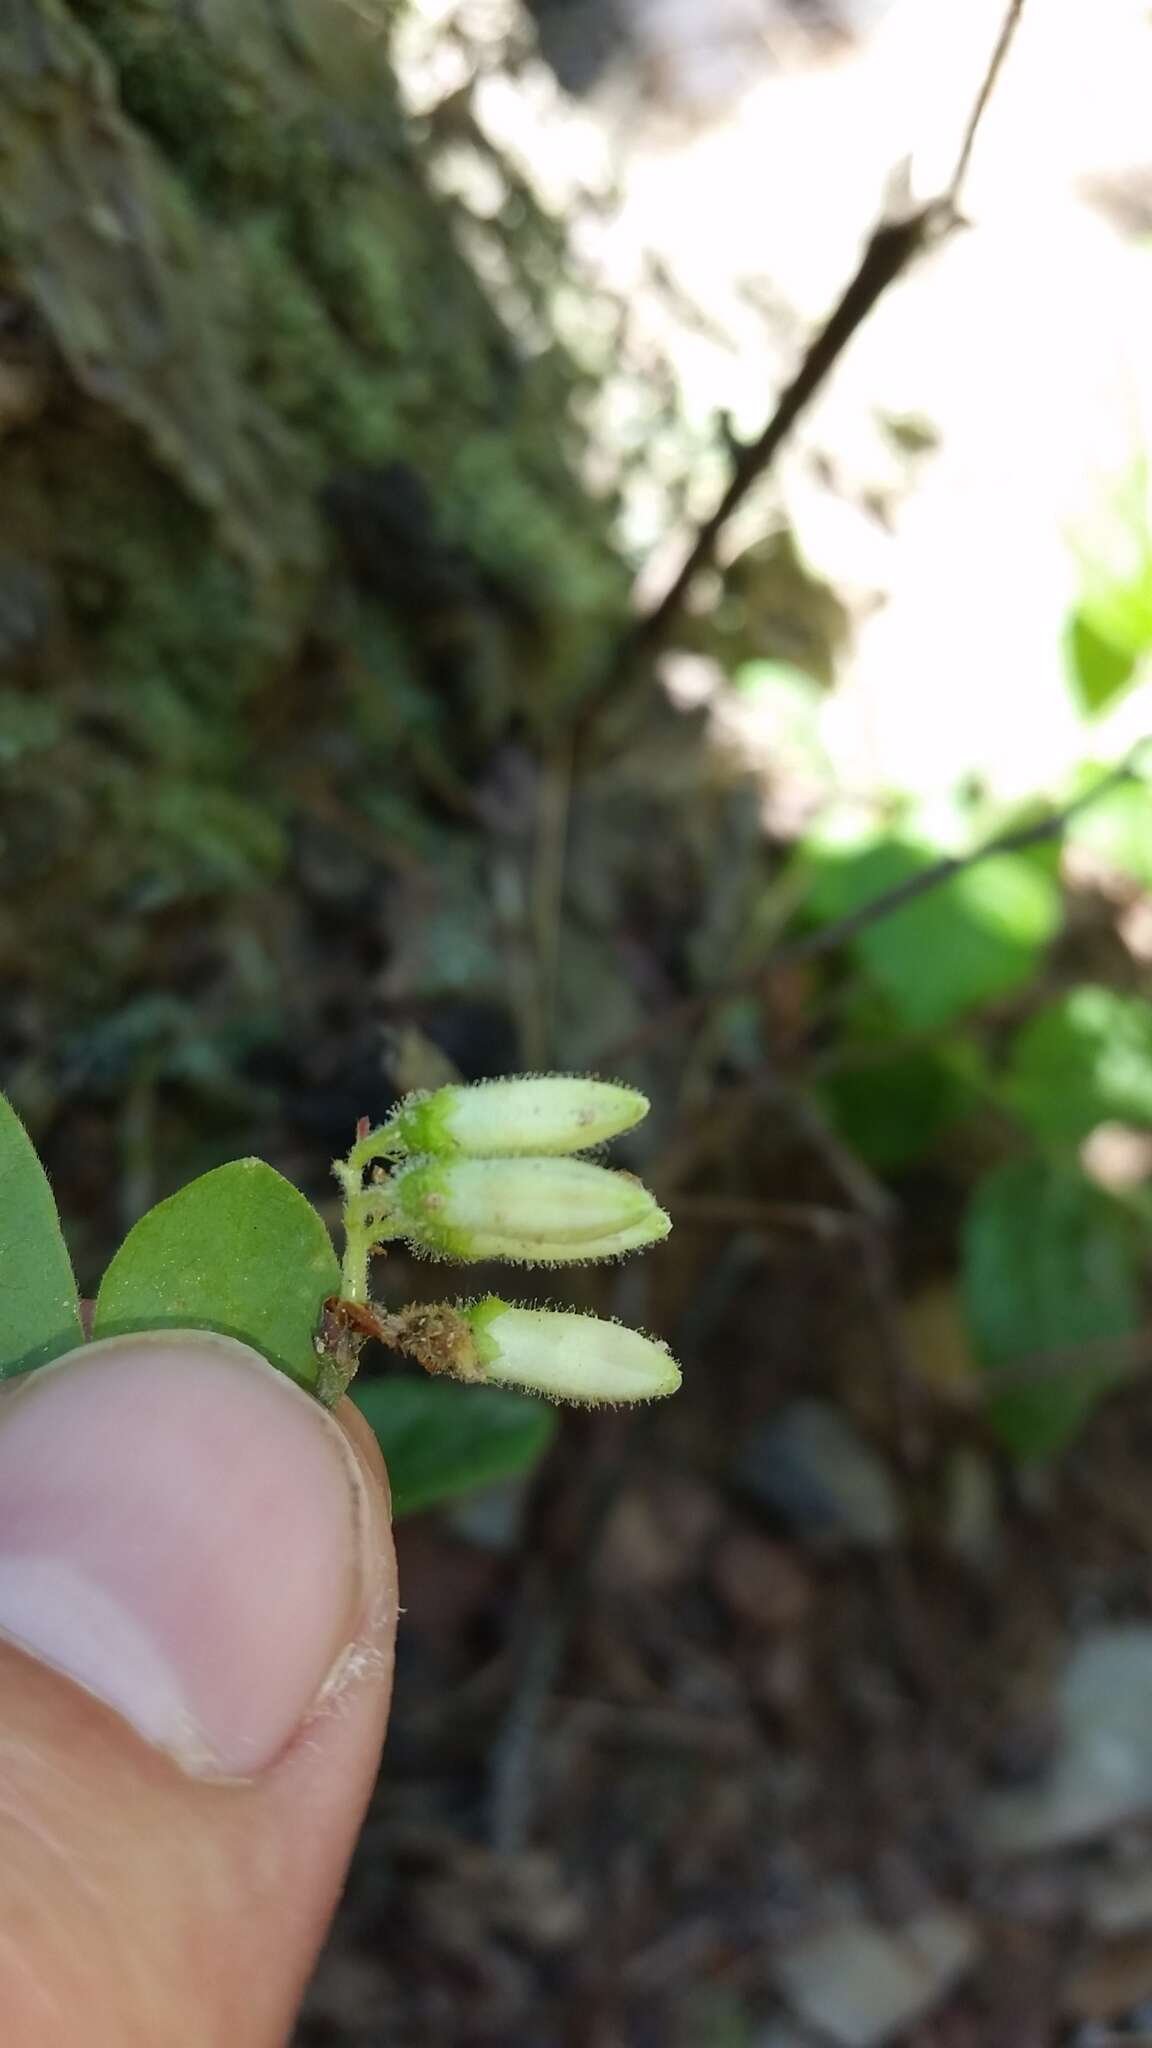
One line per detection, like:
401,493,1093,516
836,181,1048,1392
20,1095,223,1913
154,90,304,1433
41,432,278,717
68,0,332,213
240,218,401,459
0,694,63,764
1,0,631,1075
297,206,419,359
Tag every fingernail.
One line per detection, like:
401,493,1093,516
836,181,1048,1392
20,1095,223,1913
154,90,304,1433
0,1332,374,1778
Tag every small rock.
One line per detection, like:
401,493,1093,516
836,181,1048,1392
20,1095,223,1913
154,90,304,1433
1065,1931,1152,2021
980,1627,1152,1856
736,1401,904,1548
1085,1854,1152,1935
774,1908,977,2047
446,1477,531,1553
712,1530,812,1631
596,1475,719,1593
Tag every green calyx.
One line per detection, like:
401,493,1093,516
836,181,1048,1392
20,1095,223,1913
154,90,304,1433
367,1075,650,1164
387,1161,475,1259
468,1293,511,1366
383,1090,457,1159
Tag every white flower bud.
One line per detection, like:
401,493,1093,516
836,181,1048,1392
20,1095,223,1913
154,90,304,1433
390,1156,669,1263
466,1298,681,1405
386,1076,649,1159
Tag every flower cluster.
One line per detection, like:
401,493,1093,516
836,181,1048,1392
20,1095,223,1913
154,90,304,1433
330,1077,678,1406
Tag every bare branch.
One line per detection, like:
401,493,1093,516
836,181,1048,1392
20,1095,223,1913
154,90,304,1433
614,208,950,681
773,750,1145,974
582,0,1031,738
596,744,1150,1066
947,0,1027,206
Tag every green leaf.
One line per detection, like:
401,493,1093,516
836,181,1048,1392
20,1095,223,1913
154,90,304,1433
805,838,1061,1029
93,1161,339,1389
1006,987,1152,1143
1068,774,1152,890
962,1159,1142,1461
352,1374,557,1517
1078,559,1152,660
1065,610,1139,719
1070,463,1152,698
820,1045,971,1172
0,1095,84,1378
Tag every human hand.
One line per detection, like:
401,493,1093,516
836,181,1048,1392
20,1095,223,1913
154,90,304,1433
0,1331,397,2045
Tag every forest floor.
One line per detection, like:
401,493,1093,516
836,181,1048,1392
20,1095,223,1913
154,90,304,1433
299,1116,1152,2046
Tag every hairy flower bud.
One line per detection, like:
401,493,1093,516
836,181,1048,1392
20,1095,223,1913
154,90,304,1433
385,1076,648,1160
390,1156,669,1263
466,1298,680,1404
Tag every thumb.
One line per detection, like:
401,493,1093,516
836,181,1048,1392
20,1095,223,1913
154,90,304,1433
0,1331,396,2047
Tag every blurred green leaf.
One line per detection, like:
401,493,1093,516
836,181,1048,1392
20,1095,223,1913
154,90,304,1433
820,1044,972,1172
1065,462,1147,688
1006,987,1152,1143
352,1374,557,1517
1079,560,1152,661
0,1095,84,1378
805,837,1061,1029
1066,610,1139,718
803,832,916,923
962,1158,1142,1460
1068,771,1152,889
93,1160,339,1388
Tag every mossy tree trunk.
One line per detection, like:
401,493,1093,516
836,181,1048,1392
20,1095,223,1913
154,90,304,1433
0,0,627,1056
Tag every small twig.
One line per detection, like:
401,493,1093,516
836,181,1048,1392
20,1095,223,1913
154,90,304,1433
604,208,949,697
526,738,573,1069
947,0,1027,206
596,745,1149,1066
581,0,1031,737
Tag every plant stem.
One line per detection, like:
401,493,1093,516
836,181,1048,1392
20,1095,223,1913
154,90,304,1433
333,1142,403,1301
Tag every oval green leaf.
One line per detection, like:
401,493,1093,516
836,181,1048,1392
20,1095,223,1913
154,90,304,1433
352,1373,556,1517
1006,986,1152,1143
1068,772,1152,890
963,1158,1142,1462
1065,609,1139,719
804,837,1061,1031
93,1160,339,1389
0,1094,84,1378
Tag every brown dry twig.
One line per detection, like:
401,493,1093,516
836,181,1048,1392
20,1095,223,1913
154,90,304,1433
946,0,1027,205
581,0,1031,742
